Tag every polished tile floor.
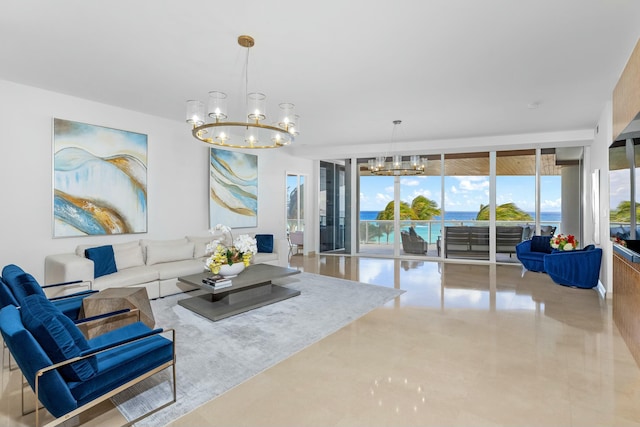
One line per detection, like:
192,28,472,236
3,255,640,426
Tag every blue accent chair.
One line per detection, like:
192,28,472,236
544,245,603,289
1,264,96,319
516,235,552,272
0,294,175,427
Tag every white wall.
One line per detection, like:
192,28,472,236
593,102,614,293
0,80,313,282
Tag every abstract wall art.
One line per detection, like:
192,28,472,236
53,118,148,237
210,148,257,228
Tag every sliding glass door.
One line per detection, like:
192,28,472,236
337,146,584,261
320,161,347,253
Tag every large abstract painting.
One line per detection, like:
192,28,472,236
53,118,148,237
210,148,257,228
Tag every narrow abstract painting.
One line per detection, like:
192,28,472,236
210,148,257,228
53,118,148,237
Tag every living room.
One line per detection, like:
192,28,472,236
2,1,640,426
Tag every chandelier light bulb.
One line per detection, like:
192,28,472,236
393,155,402,168
208,91,227,120
186,100,205,126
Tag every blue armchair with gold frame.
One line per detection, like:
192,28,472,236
0,294,176,427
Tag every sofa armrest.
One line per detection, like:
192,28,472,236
544,248,603,288
274,238,289,265
515,239,532,257
45,253,95,294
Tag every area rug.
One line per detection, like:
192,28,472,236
111,272,404,426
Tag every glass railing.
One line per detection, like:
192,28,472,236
359,219,562,246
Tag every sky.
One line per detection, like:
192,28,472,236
359,175,562,213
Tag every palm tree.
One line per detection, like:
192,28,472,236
411,195,441,220
376,201,413,243
611,200,640,222
375,197,441,243
476,202,533,221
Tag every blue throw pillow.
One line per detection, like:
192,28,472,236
85,245,117,278
20,294,97,382
530,235,552,253
255,234,274,253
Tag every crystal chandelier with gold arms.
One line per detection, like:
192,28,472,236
368,120,426,176
185,35,299,149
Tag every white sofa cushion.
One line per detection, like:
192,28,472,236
75,240,140,257
141,238,188,261
146,241,195,266
113,242,145,270
92,265,159,290
154,259,204,280
187,235,215,259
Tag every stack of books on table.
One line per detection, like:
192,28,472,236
201,274,232,290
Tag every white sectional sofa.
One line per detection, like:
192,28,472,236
44,235,288,299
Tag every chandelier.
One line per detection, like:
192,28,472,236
185,35,299,149
368,120,426,176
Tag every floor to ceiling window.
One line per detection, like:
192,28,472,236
442,152,490,261
320,161,347,253
339,146,584,261
286,173,305,254
495,150,536,262
609,139,638,242
398,155,441,257
358,173,395,256
286,174,305,233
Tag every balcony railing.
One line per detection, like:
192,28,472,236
359,219,562,245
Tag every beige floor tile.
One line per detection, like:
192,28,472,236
3,255,640,427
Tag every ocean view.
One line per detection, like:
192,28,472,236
359,210,562,244
360,210,561,222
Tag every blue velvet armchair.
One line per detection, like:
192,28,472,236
1,264,95,319
0,294,175,427
544,245,602,289
516,237,603,289
516,235,552,272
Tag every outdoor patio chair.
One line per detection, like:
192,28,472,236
401,227,428,254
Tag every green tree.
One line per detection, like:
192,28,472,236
411,195,441,220
376,201,416,221
375,197,441,243
376,201,413,243
476,202,533,221
611,200,640,222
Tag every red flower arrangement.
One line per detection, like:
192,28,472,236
550,234,578,251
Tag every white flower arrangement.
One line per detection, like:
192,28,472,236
204,224,257,274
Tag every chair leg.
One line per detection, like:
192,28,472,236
1,341,12,370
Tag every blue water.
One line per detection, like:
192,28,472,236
360,211,561,222
360,211,562,244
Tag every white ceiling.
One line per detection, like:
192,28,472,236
2,0,640,155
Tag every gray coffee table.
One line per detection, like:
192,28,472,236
177,264,301,321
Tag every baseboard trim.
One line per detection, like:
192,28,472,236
596,281,607,299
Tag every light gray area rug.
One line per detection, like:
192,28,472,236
111,272,404,426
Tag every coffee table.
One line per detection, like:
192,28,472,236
177,264,301,321
78,287,155,338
